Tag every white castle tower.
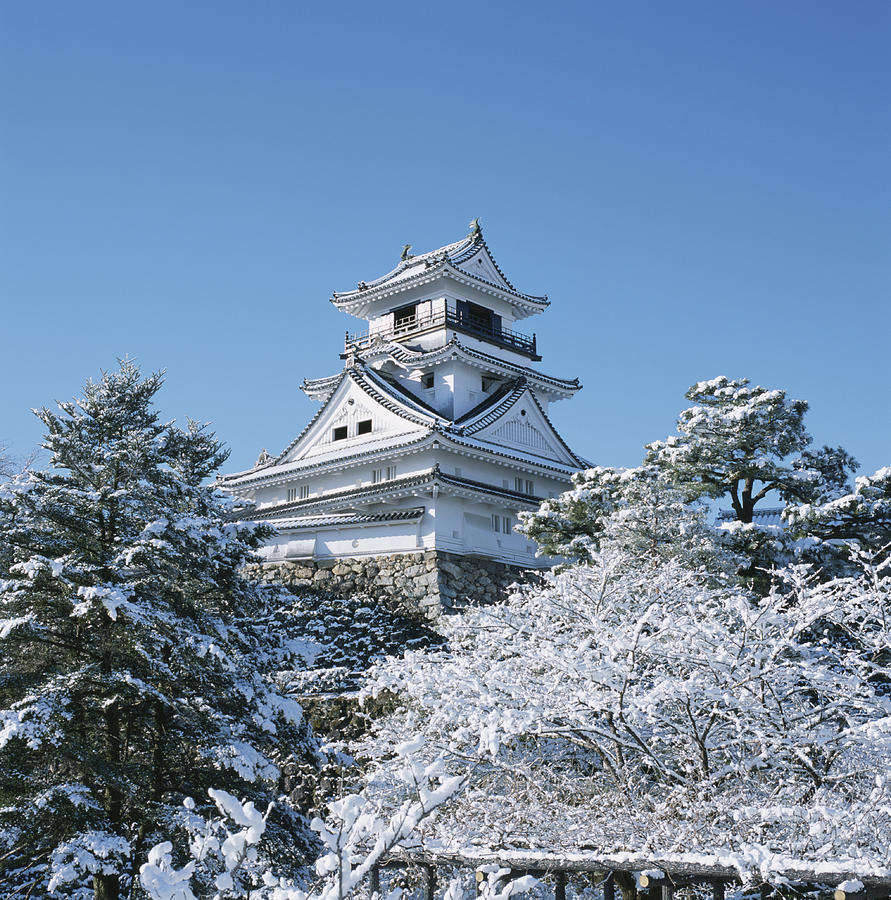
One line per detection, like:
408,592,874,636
221,221,588,612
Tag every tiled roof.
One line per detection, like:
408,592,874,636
272,508,425,530
331,228,548,309
243,465,543,522
456,377,528,429
364,338,580,395
222,351,587,488
716,507,786,527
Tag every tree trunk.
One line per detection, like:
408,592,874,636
94,872,120,900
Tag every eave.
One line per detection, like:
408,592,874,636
271,507,426,532
241,466,543,522
366,338,581,397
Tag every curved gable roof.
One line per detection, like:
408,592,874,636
331,227,548,311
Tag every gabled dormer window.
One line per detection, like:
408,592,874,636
422,373,434,390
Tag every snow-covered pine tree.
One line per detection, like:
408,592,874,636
0,362,320,900
785,466,891,576
643,377,857,582
645,376,856,522
517,465,739,579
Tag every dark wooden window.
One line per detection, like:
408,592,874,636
422,373,434,389
393,303,417,331
333,425,348,441
357,419,372,435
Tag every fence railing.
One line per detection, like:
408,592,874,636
345,305,538,358
369,850,891,900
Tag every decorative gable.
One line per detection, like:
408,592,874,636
455,247,512,293
491,417,551,453
463,386,581,467
281,374,431,465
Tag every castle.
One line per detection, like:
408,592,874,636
220,221,587,613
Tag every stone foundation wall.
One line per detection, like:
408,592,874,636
246,550,537,616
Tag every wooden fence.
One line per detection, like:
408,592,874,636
370,851,891,900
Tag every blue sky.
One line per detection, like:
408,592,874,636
1,1,888,481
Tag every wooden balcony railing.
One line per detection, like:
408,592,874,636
345,305,539,358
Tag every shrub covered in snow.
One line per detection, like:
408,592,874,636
362,547,891,873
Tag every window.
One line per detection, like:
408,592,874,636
492,514,501,533
333,425,347,441
393,303,417,331
467,302,494,331
503,516,513,534
422,373,434,389
514,477,534,495
357,419,372,435
372,468,382,484
300,484,310,500
386,465,397,480
287,488,297,502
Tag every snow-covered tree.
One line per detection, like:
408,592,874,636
139,740,466,900
517,465,738,579
362,549,891,870
0,362,320,899
785,466,891,576
645,377,856,522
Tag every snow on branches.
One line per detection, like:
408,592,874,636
0,361,320,898
644,376,856,524
362,548,891,871
140,741,466,900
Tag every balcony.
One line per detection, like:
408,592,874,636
345,303,539,359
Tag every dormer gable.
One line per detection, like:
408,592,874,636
459,383,584,467
449,242,514,295
279,368,439,466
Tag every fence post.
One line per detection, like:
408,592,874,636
555,871,567,900
423,864,437,900
603,872,615,900
712,882,725,900
369,866,380,897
